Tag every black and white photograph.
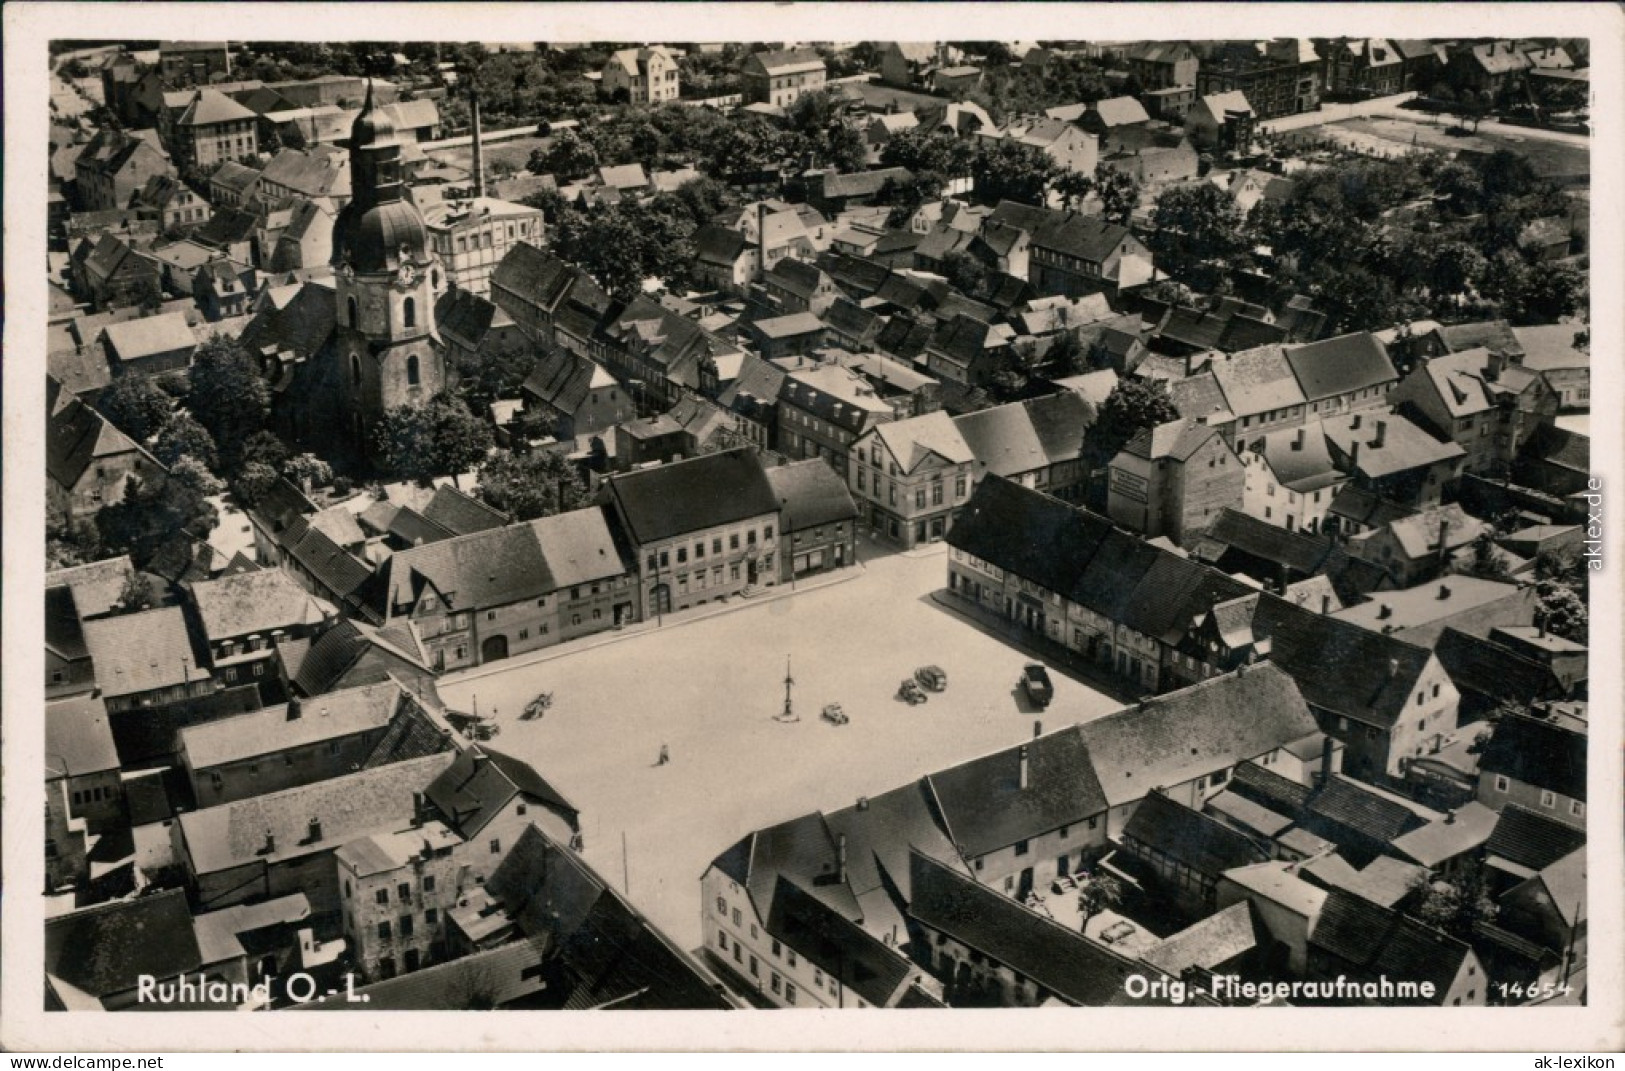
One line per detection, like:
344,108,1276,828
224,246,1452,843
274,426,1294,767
4,1,1620,1053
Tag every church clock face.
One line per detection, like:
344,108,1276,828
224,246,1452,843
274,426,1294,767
396,262,418,288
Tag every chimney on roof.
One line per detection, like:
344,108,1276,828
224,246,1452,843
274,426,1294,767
1034,721,1043,739
1321,593,1331,615
1350,441,1360,468
1438,583,1451,600
308,817,322,843
264,830,276,855
856,795,869,811
1018,744,1030,790
1293,426,1305,451
1485,351,1503,381
1387,657,1399,679
287,696,302,720
1351,413,1362,430
1319,736,1335,788
470,87,486,199
836,833,848,886
411,791,425,826
1444,807,1456,824
1437,516,1451,562
1373,420,1387,449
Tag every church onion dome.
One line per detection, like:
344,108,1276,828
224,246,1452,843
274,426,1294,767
335,198,430,274
350,79,400,148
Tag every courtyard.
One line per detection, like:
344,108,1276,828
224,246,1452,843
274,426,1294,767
437,540,1127,951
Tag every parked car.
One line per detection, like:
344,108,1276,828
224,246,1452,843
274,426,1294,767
1021,663,1053,708
821,702,849,725
897,678,928,705
915,665,947,691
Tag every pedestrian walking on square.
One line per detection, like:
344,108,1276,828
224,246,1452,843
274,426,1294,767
657,743,670,766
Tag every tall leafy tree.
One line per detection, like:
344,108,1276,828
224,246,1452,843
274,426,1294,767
373,394,494,487
153,412,219,471
186,337,270,471
95,474,218,570
973,138,1057,208
97,375,174,442
476,448,590,521
1080,377,1180,475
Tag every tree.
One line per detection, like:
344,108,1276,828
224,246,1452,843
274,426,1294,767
112,567,155,615
186,337,271,471
1081,376,1180,475
169,455,226,499
239,429,291,473
1425,241,1488,306
973,138,1057,208
1454,531,1511,581
1091,164,1141,226
535,129,599,180
1150,181,1246,277
153,412,219,471
47,485,104,570
1076,870,1125,927
475,448,590,521
938,250,989,297
98,375,174,442
373,394,494,486
232,461,280,508
456,340,537,415
1411,862,1498,942
1534,578,1588,643
95,474,218,570
880,127,975,180
283,452,334,490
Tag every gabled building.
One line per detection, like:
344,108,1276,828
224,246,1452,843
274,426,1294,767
1186,90,1256,151
76,233,162,311
178,679,448,808
369,506,636,672
175,752,458,925
189,567,333,694
741,48,827,108
1343,502,1489,587
130,173,212,231
602,45,681,104
850,411,974,547
1390,345,1558,476
47,694,125,835
1107,417,1245,544
1238,422,1348,534
601,447,783,615
921,313,1013,387
1123,41,1200,91
1197,39,1322,120
1475,710,1586,828
74,127,176,213
1120,791,1270,918
1323,39,1405,98
1307,889,1486,1005
81,604,216,715
47,390,167,519
692,224,757,295
1029,212,1154,298
519,348,633,441
425,195,545,297
1322,410,1466,509
46,889,244,1011
172,87,260,169
777,361,896,476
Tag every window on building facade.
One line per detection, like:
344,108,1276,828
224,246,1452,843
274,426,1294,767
375,888,389,905
378,920,392,939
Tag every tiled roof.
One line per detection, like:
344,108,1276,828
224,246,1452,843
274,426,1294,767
178,752,456,875
190,567,328,641
287,619,430,697
1124,791,1270,875
1031,213,1132,265
606,447,780,546
48,556,138,620
528,506,626,588
1476,711,1586,801
46,890,204,1001
1221,860,1328,919
1078,664,1318,807
180,680,404,770
1484,803,1587,873
178,88,257,127
693,223,751,267
258,147,349,199
1141,900,1263,975
101,311,197,363
745,47,826,76
907,850,1136,1005
285,524,371,598
1228,759,1313,815
1250,594,1435,727
1121,417,1223,463
954,391,1092,477
1203,788,1296,838
521,348,611,416
379,519,554,613
422,485,508,537
766,876,916,1007
1209,344,1305,419
1378,503,1487,561
766,458,859,531
80,606,202,700
1432,628,1562,707
1306,776,1429,845
926,727,1106,858
1389,800,1500,868
46,695,121,778
1284,332,1396,402
427,745,578,839
1198,90,1254,118
873,410,973,471
946,477,1116,601
822,779,963,930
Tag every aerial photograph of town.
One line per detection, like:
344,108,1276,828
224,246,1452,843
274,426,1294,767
38,30,1592,1018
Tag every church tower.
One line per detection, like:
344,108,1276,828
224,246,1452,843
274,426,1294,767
332,81,448,455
